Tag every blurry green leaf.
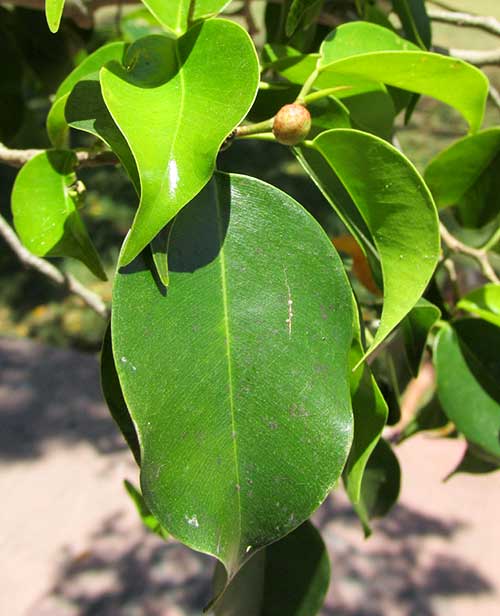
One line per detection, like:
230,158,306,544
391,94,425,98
141,0,230,35
425,128,500,227
11,150,106,280
435,322,500,459
457,284,500,327
112,173,353,576
353,438,401,537
402,298,440,376
317,22,487,132
297,129,440,361
391,0,431,49
45,0,65,33
446,443,500,478
212,521,329,615
101,326,140,464
286,0,322,37
397,395,448,443
124,480,168,538
343,303,388,504
101,21,259,265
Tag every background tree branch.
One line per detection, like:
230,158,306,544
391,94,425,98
0,213,110,320
0,143,118,169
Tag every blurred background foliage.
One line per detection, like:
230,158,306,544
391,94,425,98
0,0,499,351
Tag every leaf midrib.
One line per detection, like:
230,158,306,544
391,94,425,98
214,179,242,565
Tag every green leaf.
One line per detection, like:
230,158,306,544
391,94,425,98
11,150,106,280
391,0,431,49
101,326,140,464
297,129,440,361
396,395,448,443
353,438,401,537
124,480,169,538
457,284,500,327
435,322,500,459
446,444,500,478
65,78,140,193
402,298,440,376
101,20,259,265
212,521,329,615
424,128,500,226
55,42,127,100
150,221,174,288
317,23,488,132
141,0,230,35
112,173,353,576
343,303,388,505
286,0,323,38
45,0,65,33
47,42,127,149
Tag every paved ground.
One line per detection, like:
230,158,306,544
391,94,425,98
1,336,500,616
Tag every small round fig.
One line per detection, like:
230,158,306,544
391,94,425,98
272,104,311,146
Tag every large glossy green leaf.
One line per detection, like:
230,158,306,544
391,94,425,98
101,326,140,464
45,0,65,33
297,129,440,360
343,303,388,504
457,284,500,327
11,150,106,280
402,298,440,376
435,322,500,458
316,23,488,132
101,20,259,265
353,438,400,537
425,128,500,226
212,521,329,615
391,0,431,49
112,173,353,576
141,0,230,35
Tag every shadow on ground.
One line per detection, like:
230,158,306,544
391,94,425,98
32,500,493,616
0,337,125,460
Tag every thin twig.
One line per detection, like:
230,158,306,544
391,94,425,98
0,143,118,169
440,221,500,284
446,47,500,66
427,8,500,37
0,213,110,320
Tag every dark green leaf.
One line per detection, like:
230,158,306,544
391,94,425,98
424,128,500,227
286,0,323,38
11,150,106,280
212,521,329,615
353,438,401,537
446,443,500,478
435,322,500,459
112,173,353,576
396,395,448,443
402,298,440,376
343,303,388,504
101,20,259,265
101,326,140,464
391,0,431,49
